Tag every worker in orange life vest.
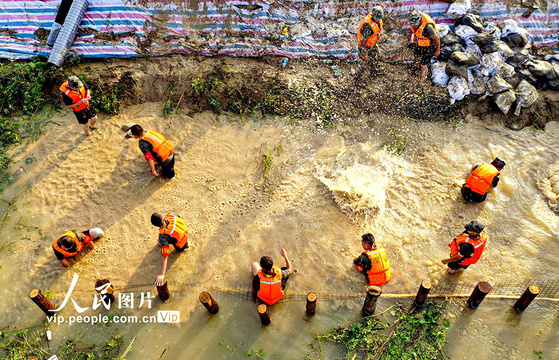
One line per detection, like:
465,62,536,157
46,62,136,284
60,76,98,136
151,212,189,286
407,11,441,84
441,221,487,274
130,124,175,179
357,6,384,63
52,228,104,267
251,249,293,305
354,233,392,286
462,158,506,203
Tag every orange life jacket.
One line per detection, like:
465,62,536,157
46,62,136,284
159,214,188,248
449,231,487,266
140,130,173,162
410,13,439,47
356,247,391,286
465,163,500,195
357,14,383,47
257,266,284,305
60,81,89,112
52,231,83,258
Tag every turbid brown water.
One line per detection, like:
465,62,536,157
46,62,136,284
0,103,558,359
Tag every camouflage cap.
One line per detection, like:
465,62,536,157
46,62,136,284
67,75,83,89
464,220,485,233
409,10,421,26
372,6,384,20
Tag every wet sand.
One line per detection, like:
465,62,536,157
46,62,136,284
1,104,558,359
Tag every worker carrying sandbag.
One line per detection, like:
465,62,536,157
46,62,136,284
441,221,487,274
357,6,384,63
408,11,441,84
462,157,506,203
354,233,391,286
53,228,104,267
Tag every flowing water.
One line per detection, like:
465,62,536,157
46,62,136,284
0,104,558,359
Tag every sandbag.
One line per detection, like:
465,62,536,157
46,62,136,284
431,62,449,87
502,32,529,48
439,43,463,61
455,25,479,47
446,61,469,79
476,52,503,77
516,68,538,85
437,24,450,39
506,52,529,68
498,63,515,78
448,76,470,104
441,33,464,46
549,78,559,91
487,74,513,95
494,41,514,59
544,54,559,62
470,30,498,53
505,74,521,88
465,44,483,60
446,0,472,19
499,19,528,39
526,60,557,80
450,51,480,66
552,63,559,78
483,23,502,39
494,90,516,114
470,31,512,58
89,228,105,239
514,80,538,116
455,13,484,33
468,71,487,95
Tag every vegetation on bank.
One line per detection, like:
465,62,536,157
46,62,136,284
189,67,337,127
0,325,127,359
307,301,449,360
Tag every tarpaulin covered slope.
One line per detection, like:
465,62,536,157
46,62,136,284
0,0,557,60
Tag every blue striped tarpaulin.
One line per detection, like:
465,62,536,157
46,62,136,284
0,0,557,60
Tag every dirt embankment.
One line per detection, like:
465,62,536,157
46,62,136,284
69,54,559,129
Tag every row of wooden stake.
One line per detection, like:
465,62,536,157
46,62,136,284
28,279,541,325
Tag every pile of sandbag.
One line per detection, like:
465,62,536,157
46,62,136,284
432,13,559,113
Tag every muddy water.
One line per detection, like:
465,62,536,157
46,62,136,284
0,104,558,359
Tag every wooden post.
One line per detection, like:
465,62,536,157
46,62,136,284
29,289,55,316
156,279,170,302
258,304,271,325
467,281,491,309
514,285,540,313
306,292,317,316
199,291,219,314
95,279,115,306
362,286,382,317
414,280,431,308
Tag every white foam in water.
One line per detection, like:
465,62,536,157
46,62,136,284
538,160,559,214
316,163,389,217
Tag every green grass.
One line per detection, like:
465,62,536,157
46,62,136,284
261,152,274,177
0,326,125,359
307,301,449,360
444,115,461,128
380,129,409,155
